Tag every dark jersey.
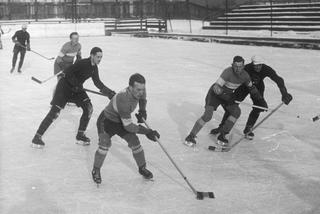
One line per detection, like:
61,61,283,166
63,57,106,90
12,30,30,47
244,63,286,94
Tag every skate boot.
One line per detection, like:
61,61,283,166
10,67,14,73
210,127,221,135
184,133,197,147
243,126,254,140
18,69,22,73
76,132,91,146
31,134,45,148
217,132,229,147
139,165,153,180
92,167,102,185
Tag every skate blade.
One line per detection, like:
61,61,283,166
31,143,44,149
244,135,254,140
183,141,196,147
76,141,90,146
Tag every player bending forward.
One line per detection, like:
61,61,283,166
185,56,263,147
54,32,82,80
32,47,115,148
92,73,160,184
211,55,293,139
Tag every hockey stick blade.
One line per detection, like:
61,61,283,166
31,76,42,84
196,191,215,200
312,115,320,122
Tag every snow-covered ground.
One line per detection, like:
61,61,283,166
0,35,320,214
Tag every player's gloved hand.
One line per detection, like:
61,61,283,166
100,87,116,100
57,72,65,79
13,40,21,46
282,93,293,105
146,129,160,142
71,85,83,93
26,44,31,51
135,110,147,123
212,83,223,95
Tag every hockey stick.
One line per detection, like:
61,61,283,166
210,102,284,152
142,118,214,200
235,100,269,111
31,71,62,84
17,44,55,60
83,88,105,96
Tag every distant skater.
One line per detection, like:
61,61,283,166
10,24,30,73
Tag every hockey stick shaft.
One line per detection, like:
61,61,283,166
17,44,54,60
31,71,62,84
142,119,199,196
84,88,106,96
228,102,284,150
235,101,269,111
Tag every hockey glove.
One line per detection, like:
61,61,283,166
135,110,147,123
282,93,293,105
146,130,160,142
26,44,31,51
212,83,223,95
100,87,116,100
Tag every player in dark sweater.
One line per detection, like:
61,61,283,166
32,47,116,148
210,55,293,139
10,24,30,73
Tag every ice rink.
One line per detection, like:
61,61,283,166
0,35,320,214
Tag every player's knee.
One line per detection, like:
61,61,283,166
98,133,111,148
201,106,214,122
87,102,93,118
82,100,93,118
229,105,241,119
49,105,61,120
124,134,140,148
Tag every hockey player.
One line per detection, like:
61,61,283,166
210,55,293,139
0,25,4,49
185,56,263,147
32,47,116,148
54,32,82,80
91,73,160,184
10,24,30,73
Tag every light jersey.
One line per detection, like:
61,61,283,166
59,41,81,63
216,67,252,94
104,87,147,127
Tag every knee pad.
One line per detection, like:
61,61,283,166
227,105,241,119
201,106,214,122
49,105,61,120
98,133,112,148
123,133,140,148
82,100,93,119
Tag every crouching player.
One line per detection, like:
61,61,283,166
185,56,263,147
92,73,160,185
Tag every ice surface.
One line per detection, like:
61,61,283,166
0,35,320,214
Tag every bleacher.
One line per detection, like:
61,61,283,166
104,18,167,35
203,2,320,32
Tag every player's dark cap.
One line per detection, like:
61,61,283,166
233,56,245,63
69,32,79,39
129,73,145,86
90,47,102,55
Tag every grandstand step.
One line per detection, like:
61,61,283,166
239,2,320,9
224,11,320,17
203,25,320,31
232,7,320,13
209,21,320,26
217,16,320,22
